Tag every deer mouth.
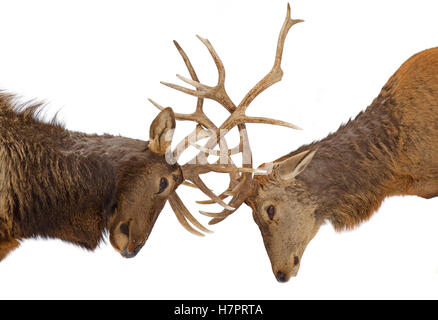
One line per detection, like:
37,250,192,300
274,268,299,283
120,242,143,259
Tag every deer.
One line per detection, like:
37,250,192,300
0,6,298,262
244,44,438,282
159,4,438,283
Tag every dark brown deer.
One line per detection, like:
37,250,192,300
0,94,186,261
193,7,438,282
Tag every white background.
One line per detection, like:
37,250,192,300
0,0,438,299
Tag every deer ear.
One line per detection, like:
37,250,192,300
274,149,317,181
149,107,176,155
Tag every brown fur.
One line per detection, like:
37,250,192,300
291,47,438,230
0,92,181,261
248,47,438,281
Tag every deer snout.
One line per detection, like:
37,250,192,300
109,219,148,258
274,268,296,283
120,233,147,259
276,271,288,283
121,241,143,259
274,255,301,283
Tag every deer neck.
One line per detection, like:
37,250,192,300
295,95,402,231
38,132,150,248
65,132,149,165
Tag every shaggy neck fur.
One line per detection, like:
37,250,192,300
0,93,147,249
266,47,438,232
284,82,404,231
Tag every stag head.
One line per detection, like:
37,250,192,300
247,150,319,282
109,108,185,258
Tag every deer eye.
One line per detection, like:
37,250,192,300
266,205,275,220
158,177,169,194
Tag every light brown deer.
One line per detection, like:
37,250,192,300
247,42,438,282
179,8,438,282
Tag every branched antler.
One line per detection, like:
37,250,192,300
149,3,302,232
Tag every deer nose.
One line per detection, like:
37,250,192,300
132,243,142,255
276,271,288,283
121,243,142,259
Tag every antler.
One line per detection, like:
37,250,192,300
186,4,303,224
150,3,302,232
150,37,246,234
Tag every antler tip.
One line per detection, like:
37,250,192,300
147,98,166,111
199,210,215,217
208,219,221,226
291,123,303,130
195,34,207,43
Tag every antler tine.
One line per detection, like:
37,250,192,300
168,41,240,165
151,41,239,166
182,181,198,189
218,3,302,132
154,4,303,229
150,40,214,130
195,169,244,205
240,3,303,113
185,4,303,222
184,34,254,178
148,98,211,129
186,3,302,165
182,169,235,211
196,174,242,206
177,39,245,181
150,39,244,232
226,116,302,130
196,35,226,86
189,141,241,157
168,192,212,236
196,189,231,205
199,174,256,224
161,33,238,115
171,124,210,162
165,35,249,209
